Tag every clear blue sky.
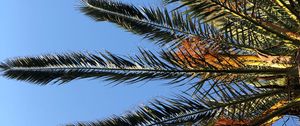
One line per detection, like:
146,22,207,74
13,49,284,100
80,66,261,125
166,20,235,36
0,0,188,126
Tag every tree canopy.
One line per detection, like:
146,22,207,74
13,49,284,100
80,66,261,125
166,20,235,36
1,0,300,125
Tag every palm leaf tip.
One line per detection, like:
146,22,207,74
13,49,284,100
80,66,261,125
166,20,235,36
0,63,8,71
80,0,145,22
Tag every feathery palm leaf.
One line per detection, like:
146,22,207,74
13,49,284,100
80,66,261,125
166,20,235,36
69,89,288,126
81,0,204,47
0,50,185,84
0,47,291,88
164,0,300,54
1,0,300,125
70,95,215,126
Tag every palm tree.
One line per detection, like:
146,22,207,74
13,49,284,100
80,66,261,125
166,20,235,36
1,0,300,125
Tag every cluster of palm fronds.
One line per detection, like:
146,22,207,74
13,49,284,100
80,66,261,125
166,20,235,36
1,0,300,125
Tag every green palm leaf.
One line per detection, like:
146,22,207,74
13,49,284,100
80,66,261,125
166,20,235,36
68,89,286,126
70,96,214,126
80,0,202,47
0,50,183,84
164,0,300,51
0,48,289,86
1,0,300,125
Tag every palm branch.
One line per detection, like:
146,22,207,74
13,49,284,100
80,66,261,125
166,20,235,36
164,0,300,54
1,0,300,125
68,89,292,126
0,48,291,86
80,0,202,47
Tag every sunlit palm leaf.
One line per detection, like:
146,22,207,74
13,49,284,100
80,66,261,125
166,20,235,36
164,0,300,53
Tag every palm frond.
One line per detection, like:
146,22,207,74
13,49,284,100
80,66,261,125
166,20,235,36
164,0,300,48
1,47,290,86
81,0,299,54
68,89,286,126
273,0,300,24
0,50,187,85
71,95,215,126
80,0,205,47
252,97,300,125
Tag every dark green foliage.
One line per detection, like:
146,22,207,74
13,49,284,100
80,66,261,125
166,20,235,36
81,0,212,47
164,0,300,54
0,50,184,84
68,89,286,126
70,95,214,126
1,48,288,85
1,0,300,125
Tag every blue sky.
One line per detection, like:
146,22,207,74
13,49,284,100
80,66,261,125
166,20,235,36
0,0,188,126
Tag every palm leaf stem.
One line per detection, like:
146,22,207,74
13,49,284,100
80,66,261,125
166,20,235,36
274,0,300,25
251,98,300,126
4,66,292,74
